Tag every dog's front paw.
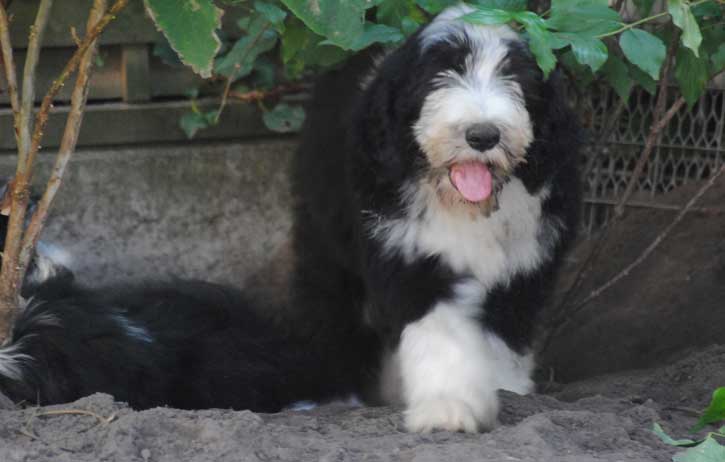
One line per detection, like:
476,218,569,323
404,396,498,433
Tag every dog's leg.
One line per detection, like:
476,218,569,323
396,284,534,433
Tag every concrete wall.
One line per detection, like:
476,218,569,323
0,139,295,288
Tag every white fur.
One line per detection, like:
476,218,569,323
26,242,73,287
112,314,154,344
420,4,519,52
395,281,533,433
375,178,555,288
369,7,561,432
415,6,533,173
0,341,31,381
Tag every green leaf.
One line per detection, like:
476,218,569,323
673,437,725,462
254,1,287,32
546,0,622,35
524,21,556,78
675,45,710,108
346,23,405,50
401,16,421,36
263,103,306,133
143,0,223,78
620,29,666,80
469,0,527,11
709,43,725,75
668,0,703,56
280,0,370,49
415,0,457,14
559,49,594,89
556,34,608,72
153,39,183,67
215,16,278,79
601,54,632,101
377,0,411,27
281,19,351,76
691,1,723,18
633,0,655,15
180,110,218,139
692,388,725,432
461,8,514,25
651,423,699,447
628,61,657,94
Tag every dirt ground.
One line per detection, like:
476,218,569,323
0,344,722,462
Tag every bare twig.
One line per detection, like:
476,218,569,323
540,30,683,353
214,21,271,124
25,0,130,173
229,83,308,103
19,0,54,162
18,0,108,274
21,407,116,450
570,165,724,313
0,0,129,344
543,166,724,349
0,3,19,120
613,31,681,218
0,0,54,344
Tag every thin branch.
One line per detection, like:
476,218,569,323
25,0,129,174
540,29,682,353
228,83,308,103
18,0,108,274
0,3,20,135
595,0,710,39
571,165,724,312
542,166,724,351
613,98,686,216
19,0,54,164
0,0,55,344
614,29,682,218
214,21,270,124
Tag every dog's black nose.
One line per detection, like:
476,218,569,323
465,124,500,152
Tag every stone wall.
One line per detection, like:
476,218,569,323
0,139,295,288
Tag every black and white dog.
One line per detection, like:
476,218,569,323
0,5,579,433
292,4,580,431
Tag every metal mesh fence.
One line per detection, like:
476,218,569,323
578,85,725,236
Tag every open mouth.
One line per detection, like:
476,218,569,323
448,161,493,203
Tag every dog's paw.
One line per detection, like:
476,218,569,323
404,396,498,433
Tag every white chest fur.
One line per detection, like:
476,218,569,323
373,177,555,289
371,177,553,432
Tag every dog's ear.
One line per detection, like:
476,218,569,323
350,36,430,189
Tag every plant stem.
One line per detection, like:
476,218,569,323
571,165,724,312
0,4,19,126
596,0,710,39
25,0,129,175
0,0,54,345
18,0,108,275
214,22,270,124
0,0,128,345
613,28,682,217
19,0,53,164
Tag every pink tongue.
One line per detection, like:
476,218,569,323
449,162,493,203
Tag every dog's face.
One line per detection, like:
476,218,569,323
356,5,552,216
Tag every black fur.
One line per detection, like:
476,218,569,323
0,15,581,419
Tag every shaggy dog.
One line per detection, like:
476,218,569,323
0,5,579,433
291,4,580,431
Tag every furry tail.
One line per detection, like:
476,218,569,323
0,281,379,411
